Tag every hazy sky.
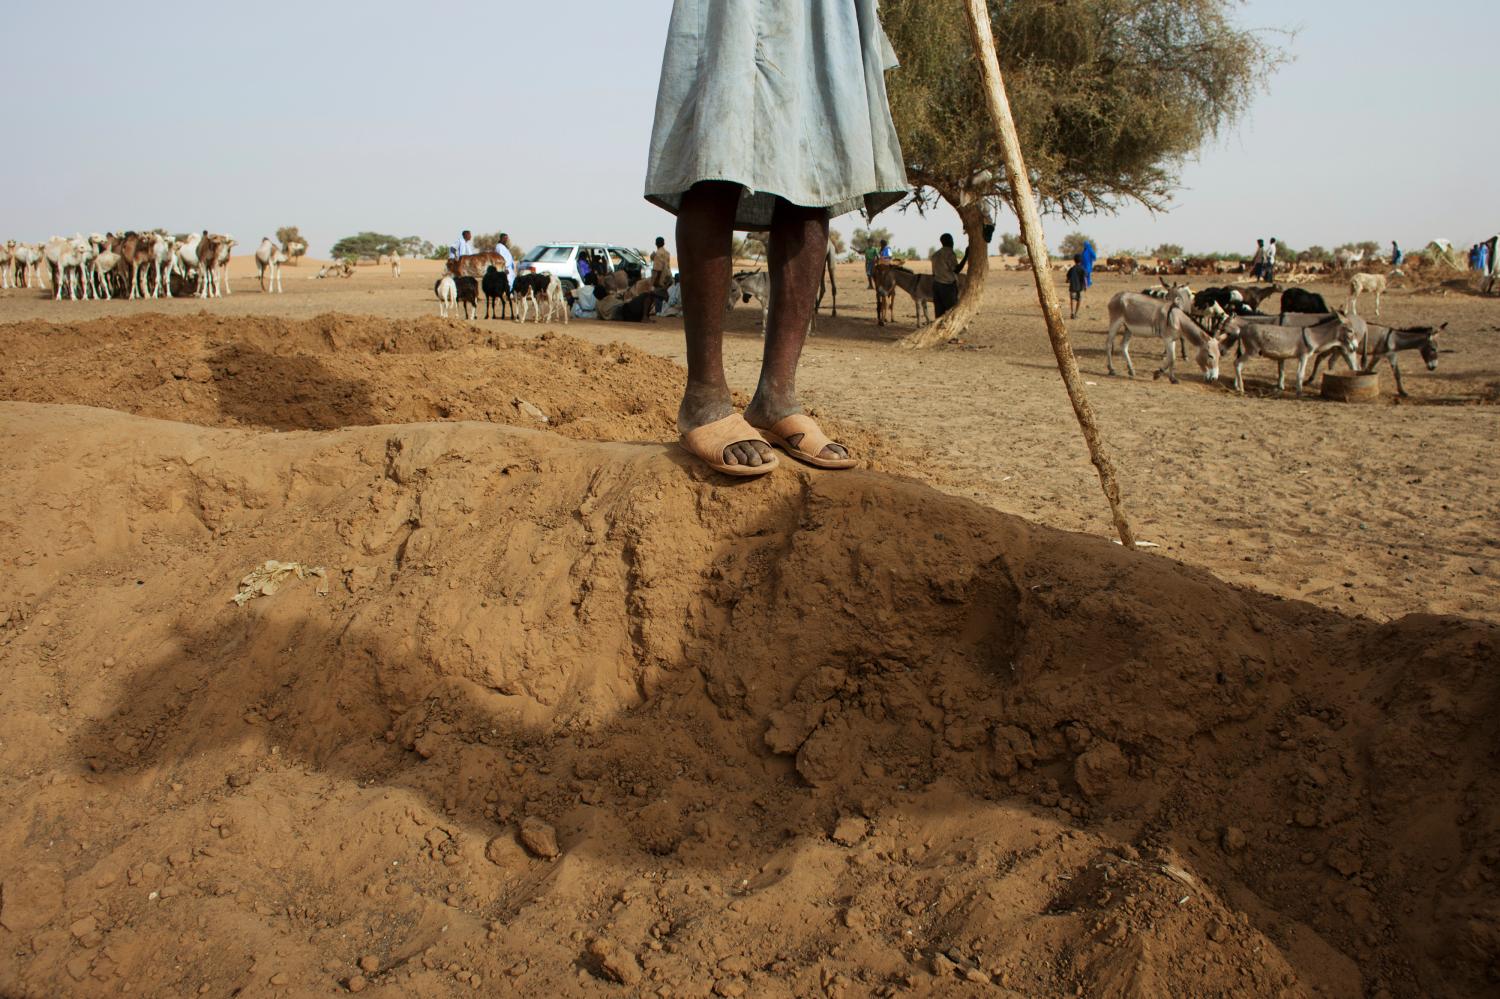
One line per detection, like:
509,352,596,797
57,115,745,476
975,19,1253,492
4,1,1494,258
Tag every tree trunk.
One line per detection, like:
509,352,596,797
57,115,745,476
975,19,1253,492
897,198,988,349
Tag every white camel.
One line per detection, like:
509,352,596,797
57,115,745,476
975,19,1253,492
254,237,286,293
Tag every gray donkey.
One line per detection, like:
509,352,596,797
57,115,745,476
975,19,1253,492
1311,322,1446,397
1231,312,1365,396
1105,279,1193,378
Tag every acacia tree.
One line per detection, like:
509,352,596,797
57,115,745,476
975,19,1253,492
882,0,1278,345
850,227,894,254
995,232,1026,256
276,226,307,264
1057,232,1095,258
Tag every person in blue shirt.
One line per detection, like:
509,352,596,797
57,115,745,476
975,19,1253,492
1390,241,1402,267
1066,254,1087,319
1080,240,1097,288
879,239,893,262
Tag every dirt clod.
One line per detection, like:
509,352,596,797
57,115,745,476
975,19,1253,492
587,937,641,985
518,818,560,860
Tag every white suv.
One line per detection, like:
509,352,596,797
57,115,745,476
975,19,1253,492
517,242,652,290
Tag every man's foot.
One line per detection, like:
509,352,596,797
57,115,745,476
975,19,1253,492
745,402,852,467
679,386,774,469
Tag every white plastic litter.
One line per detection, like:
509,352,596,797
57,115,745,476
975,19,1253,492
231,560,329,606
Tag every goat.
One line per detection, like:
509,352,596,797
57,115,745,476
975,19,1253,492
453,275,479,318
1280,288,1332,315
1192,286,1244,313
435,275,459,318
1105,281,1192,377
1234,284,1281,310
512,271,567,324
481,265,511,319
1230,312,1365,396
1348,271,1400,316
1312,322,1446,397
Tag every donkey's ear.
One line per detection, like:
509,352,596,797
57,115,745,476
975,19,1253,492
1436,322,1448,333
1159,276,1170,288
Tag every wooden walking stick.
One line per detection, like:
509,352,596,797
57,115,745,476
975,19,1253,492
961,0,1136,547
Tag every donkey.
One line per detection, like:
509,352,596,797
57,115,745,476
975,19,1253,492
730,270,770,332
1153,301,1223,384
1105,279,1192,378
875,264,934,326
1311,322,1446,397
1231,312,1365,396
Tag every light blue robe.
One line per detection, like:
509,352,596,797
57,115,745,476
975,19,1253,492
644,0,909,230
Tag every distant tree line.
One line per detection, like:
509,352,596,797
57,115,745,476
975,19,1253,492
328,232,432,261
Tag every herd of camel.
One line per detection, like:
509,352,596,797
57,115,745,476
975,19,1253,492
0,232,308,300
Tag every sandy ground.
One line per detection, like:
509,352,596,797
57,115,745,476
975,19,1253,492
1,257,1498,998
6,255,1495,625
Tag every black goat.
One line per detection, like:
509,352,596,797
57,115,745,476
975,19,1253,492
454,275,479,320
1280,287,1332,314
1192,286,1242,312
481,266,511,320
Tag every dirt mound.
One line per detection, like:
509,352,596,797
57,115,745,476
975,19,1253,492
1,401,1496,998
0,312,909,476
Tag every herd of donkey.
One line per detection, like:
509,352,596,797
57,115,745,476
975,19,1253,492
0,229,1479,402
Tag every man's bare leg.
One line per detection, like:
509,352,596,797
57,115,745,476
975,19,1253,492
676,181,773,468
743,199,848,461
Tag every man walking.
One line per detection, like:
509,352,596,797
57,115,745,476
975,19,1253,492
1066,254,1086,319
1080,239,1096,288
1264,237,1278,282
930,233,967,319
1249,238,1265,280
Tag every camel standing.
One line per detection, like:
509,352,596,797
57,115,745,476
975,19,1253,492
254,237,286,293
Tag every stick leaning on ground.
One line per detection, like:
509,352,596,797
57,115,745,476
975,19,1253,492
960,0,1136,547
